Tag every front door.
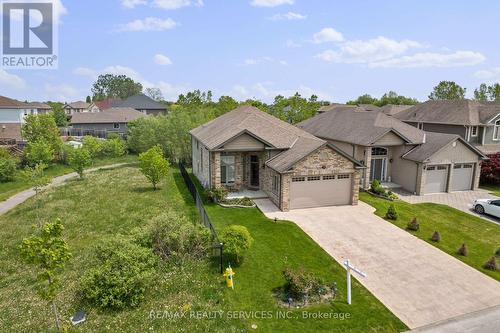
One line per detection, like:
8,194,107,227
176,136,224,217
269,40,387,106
250,155,259,187
371,158,384,181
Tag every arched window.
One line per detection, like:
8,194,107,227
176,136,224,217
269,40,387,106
494,120,500,141
371,147,388,156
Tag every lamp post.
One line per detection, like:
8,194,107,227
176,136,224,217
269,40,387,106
344,259,366,305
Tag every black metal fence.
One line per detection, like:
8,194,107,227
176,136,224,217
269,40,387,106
179,163,224,273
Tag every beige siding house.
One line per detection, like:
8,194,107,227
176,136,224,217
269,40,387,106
298,107,486,195
191,106,364,211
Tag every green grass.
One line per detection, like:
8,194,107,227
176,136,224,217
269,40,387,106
0,154,138,201
360,192,500,281
480,184,500,197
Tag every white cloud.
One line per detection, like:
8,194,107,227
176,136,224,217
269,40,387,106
156,81,191,100
154,54,173,65
44,83,80,101
242,57,287,66
312,27,344,43
285,39,301,48
474,67,500,82
0,69,25,90
370,51,486,68
230,82,331,102
53,0,68,23
116,17,177,32
250,0,293,7
121,0,147,8
315,36,422,63
269,12,306,21
152,0,203,9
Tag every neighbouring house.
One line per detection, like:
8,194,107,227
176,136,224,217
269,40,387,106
63,101,100,115
0,95,40,142
26,102,53,114
394,100,500,154
190,106,364,211
70,107,146,137
298,108,487,195
113,94,168,116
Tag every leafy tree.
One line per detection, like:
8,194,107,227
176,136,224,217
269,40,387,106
101,138,127,157
474,83,489,102
177,90,213,106
217,96,239,115
488,83,500,101
347,94,378,105
19,219,72,333
21,163,50,226
91,74,143,101
86,95,92,103
68,148,92,179
220,225,253,263
0,157,16,182
269,93,320,124
138,145,170,190
429,81,466,100
378,91,418,106
47,102,67,127
22,113,62,153
82,135,103,159
25,140,55,166
145,87,164,102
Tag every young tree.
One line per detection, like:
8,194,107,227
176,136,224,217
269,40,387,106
86,95,92,103
82,135,103,159
19,219,72,333
22,163,50,226
145,87,164,102
219,225,254,263
68,148,92,179
138,145,170,190
91,74,143,100
22,113,63,153
25,140,55,167
47,102,68,127
429,81,466,100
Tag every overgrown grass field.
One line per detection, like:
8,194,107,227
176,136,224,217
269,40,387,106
361,192,500,281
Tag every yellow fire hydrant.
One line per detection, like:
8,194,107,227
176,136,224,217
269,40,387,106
223,265,235,289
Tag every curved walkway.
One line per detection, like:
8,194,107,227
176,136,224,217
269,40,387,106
0,163,133,216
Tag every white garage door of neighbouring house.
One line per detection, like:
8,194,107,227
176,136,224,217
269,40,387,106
451,163,474,191
290,174,352,209
424,165,448,194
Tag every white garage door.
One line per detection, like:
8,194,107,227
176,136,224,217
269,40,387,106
424,165,448,194
451,164,474,191
290,174,352,209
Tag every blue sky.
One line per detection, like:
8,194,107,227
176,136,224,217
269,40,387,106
1,0,500,103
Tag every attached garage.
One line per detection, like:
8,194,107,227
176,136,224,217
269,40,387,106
290,174,352,209
424,165,448,194
451,163,474,191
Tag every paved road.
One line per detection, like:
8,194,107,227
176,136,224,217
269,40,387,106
396,190,500,225
0,163,132,216
254,199,500,330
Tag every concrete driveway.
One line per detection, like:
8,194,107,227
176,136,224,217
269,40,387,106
254,199,500,330
396,190,500,225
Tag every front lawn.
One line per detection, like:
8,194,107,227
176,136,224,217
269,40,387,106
480,184,500,197
0,154,137,201
360,192,500,281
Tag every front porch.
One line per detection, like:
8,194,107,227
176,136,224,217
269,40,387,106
214,151,268,191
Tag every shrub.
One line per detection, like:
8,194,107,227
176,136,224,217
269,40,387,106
25,140,54,166
385,204,398,220
207,186,228,203
0,147,12,159
430,231,441,242
370,180,385,195
68,148,92,179
102,138,127,157
82,136,103,158
150,211,211,261
282,267,324,301
80,238,157,309
457,243,468,256
220,225,253,263
480,153,500,185
59,144,74,165
496,248,500,257
107,132,121,140
138,145,170,190
483,256,498,271
0,157,16,182
407,217,419,231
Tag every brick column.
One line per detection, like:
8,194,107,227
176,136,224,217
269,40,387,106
363,147,372,190
352,171,361,205
416,164,425,195
211,152,221,188
473,162,481,190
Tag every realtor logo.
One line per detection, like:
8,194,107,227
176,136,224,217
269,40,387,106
1,0,58,69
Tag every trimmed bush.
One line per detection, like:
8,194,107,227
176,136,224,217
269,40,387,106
207,186,228,203
483,256,498,271
407,217,419,231
220,225,253,263
457,243,468,256
385,204,398,220
0,157,16,182
150,211,211,261
282,267,324,301
370,180,385,195
80,238,157,309
430,231,441,242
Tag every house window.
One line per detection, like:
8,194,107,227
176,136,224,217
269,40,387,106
307,176,321,181
337,174,351,179
292,177,305,182
113,123,120,129
221,155,235,185
417,122,424,130
494,120,500,141
323,175,335,180
272,175,279,194
371,147,388,156
471,126,478,137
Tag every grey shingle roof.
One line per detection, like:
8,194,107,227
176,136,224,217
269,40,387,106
298,109,425,146
70,107,146,124
395,100,500,125
67,101,90,109
402,132,486,162
318,104,357,113
380,104,414,116
0,95,28,109
113,94,167,110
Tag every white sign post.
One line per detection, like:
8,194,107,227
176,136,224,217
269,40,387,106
344,259,366,305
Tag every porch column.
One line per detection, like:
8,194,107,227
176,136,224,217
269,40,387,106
363,147,372,190
211,152,221,188
473,162,481,190
446,163,454,193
